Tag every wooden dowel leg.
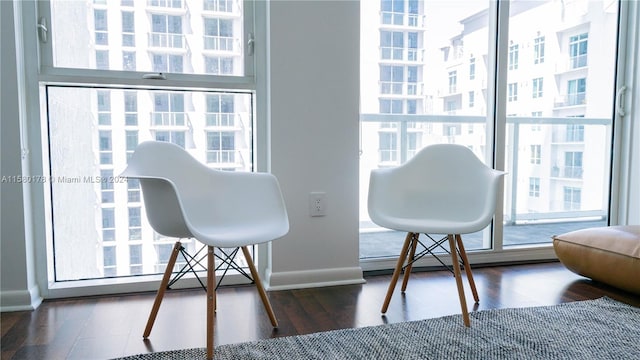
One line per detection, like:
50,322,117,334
207,246,216,360
456,234,479,303
448,234,470,327
401,234,419,292
241,246,278,327
143,241,181,338
381,232,413,314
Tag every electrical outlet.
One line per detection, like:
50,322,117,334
309,192,326,217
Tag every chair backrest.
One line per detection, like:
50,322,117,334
120,141,289,246
368,143,505,234
120,141,203,238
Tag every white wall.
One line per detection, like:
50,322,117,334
0,0,42,311
266,0,364,289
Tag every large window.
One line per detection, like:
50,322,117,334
38,0,256,284
360,1,618,266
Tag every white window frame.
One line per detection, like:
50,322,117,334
18,0,265,298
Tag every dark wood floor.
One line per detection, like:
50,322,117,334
2,261,639,360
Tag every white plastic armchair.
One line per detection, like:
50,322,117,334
368,143,504,327
120,140,289,360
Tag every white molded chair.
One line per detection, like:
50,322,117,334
368,143,505,326
120,141,289,359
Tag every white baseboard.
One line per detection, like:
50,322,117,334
0,285,42,312
359,246,559,272
265,266,366,291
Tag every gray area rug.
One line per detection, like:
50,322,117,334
114,297,639,359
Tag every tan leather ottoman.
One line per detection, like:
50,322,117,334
552,225,640,295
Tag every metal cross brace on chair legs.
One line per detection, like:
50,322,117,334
398,233,480,310
403,233,468,275
166,243,255,291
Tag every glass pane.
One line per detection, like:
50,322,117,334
360,1,491,259
49,0,245,76
46,86,253,281
502,1,616,245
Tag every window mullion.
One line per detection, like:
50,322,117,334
488,0,510,251
38,68,256,91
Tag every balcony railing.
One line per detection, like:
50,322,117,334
206,149,237,164
205,113,236,127
203,35,238,52
148,0,184,9
380,48,424,62
148,33,186,49
380,82,423,96
203,0,235,13
551,166,583,179
555,54,589,73
554,93,586,107
379,149,398,163
150,112,187,127
570,54,588,69
380,12,425,28
551,127,585,143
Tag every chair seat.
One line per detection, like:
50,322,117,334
373,215,490,235
191,223,289,248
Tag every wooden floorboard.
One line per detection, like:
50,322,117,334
2,262,639,360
